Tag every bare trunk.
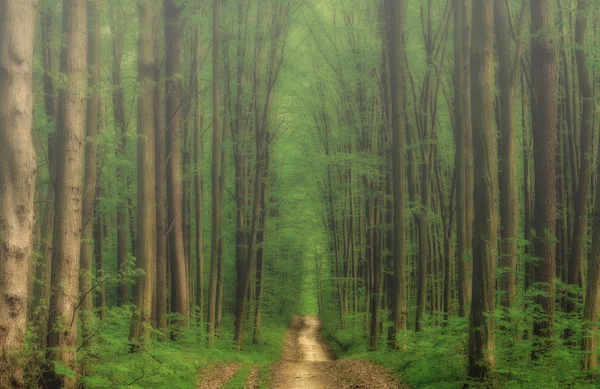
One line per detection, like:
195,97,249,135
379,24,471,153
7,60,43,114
45,0,87,386
165,0,189,332
530,0,558,358
0,1,37,387
468,0,497,378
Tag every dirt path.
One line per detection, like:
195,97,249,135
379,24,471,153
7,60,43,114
271,316,404,389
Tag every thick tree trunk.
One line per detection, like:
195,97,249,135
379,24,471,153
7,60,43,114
129,4,158,347
386,0,407,348
454,0,472,318
566,0,594,319
495,0,524,311
165,0,189,332
45,0,87,386
530,0,558,358
468,0,497,379
0,1,37,387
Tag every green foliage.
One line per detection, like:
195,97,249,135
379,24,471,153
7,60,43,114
78,307,286,388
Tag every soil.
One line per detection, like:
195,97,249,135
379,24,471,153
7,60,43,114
198,363,241,389
271,316,405,389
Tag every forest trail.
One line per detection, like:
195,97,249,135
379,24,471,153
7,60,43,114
271,316,403,389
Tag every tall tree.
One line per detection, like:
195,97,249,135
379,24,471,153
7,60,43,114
111,7,130,306
165,0,189,329
495,0,525,310
468,0,497,379
386,0,407,348
45,0,87,386
530,0,558,357
0,1,37,387
79,0,101,350
129,4,158,346
566,0,594,318
453,0,473,318
208,0,223,343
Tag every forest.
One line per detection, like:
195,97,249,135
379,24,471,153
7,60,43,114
2,0,600,388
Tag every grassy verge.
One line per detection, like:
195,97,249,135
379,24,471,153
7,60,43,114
324,314,600,389
75,307,286,388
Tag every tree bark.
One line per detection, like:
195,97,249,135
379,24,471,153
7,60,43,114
468,0,497,379
165,0,190,332
129,4,158,347
0,1,37,387
79,0,100,353
45,0,87,386
208,0,223,343
386,0,407,348
530,0,558,358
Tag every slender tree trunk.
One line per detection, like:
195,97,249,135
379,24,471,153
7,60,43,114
468,0,497,379
79,0,100,354
94,205,106,321
154,38,168,338
112,17,129,306
192,28,205,323
45,0,87,386
33,0,58,349
0,1,37,387
208,0,223,343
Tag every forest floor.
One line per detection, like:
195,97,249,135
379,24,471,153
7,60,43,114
270,316,404,389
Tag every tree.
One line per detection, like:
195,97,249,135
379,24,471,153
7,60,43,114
208,0,223,343
386,0,407,348
453,0,473,319
129,3,158,346
79,0,101,352
45,0,87,386
165,0,189,330
530,0,558,357
495,0,525,311
468,0,497,379
0,1,37,386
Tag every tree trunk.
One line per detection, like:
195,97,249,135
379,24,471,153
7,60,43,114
566,0,594,320
45,0,87,386
192,27,205,323
0,1,37,387
468,0,497,379
94,205,106,321
112,15,129,306
154,38,168,338
530,0,558,359
33,0,58,349
129,4,158,347
165,0,189,332
79,0,100,354
386,0,408,348
454,0,473,318
208,0,223,343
